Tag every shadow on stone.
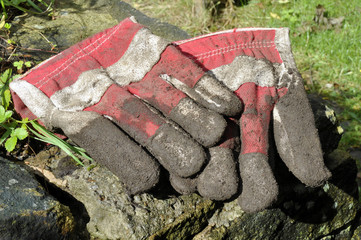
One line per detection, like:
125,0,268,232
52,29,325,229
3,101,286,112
148,168,181,200
34,174,91,239
273,155,337,224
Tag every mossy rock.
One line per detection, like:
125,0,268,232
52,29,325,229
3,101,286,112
10,0,189,62
0,156,81,240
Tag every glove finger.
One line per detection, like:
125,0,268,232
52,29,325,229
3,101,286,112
54,111,160,194
170,119,241,200
156,45,243,116
169,174,198,195
197,147,239,201
273,75,331,187
87,84,206,178
235,83,279,212
169,147,239,200
237,153,278,213
127,70,226,147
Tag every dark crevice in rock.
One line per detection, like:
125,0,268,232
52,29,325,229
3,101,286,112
315,222,354,240
152,200,218,240
269,220,286,240
279,186,337,224
271,137,338,224
34,174,91,240
349,211,361,238
148,167,181,200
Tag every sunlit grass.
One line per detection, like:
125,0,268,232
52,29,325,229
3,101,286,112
124,0,361,150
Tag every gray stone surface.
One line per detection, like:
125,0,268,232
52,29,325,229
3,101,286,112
308,94,343,154
24,147,216,240
22,142,360,239
0,156,85,240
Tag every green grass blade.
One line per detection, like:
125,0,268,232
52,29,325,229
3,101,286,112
26,0,42,13
28,121,93,166
29,127,84,166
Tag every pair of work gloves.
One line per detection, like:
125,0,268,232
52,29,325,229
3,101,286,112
10,17,331,213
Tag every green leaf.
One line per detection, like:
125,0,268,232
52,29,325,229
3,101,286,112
28,121,93,166
0,69,11,84
26,0,43,13
4,22,11,29
2,89,11,109
13,61,24,70
24,61,32,68
21,123,27,129
4,110,12,120
0,108,12,123
0,129,11,145
0,106,5,123
13,127,28,140
0,105,5,115
7,39,16,45
11,0,27,5
5,136,17,152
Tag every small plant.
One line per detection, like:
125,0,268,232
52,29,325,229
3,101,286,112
13,60,32,73
0,106,28,152
0,69,14,110
0,69,28,152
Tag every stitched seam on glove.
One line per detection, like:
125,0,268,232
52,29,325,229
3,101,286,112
36,23,123,89
194,41,276,61
175,27,282,45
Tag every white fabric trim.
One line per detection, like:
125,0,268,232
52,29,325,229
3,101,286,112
10,80,56,123
211,56,276,90
50,69,113,111
107,28,169,86
10,78,109,134
42,26,169,112
274,28,299,87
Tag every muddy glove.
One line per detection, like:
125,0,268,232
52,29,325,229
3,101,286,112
10,17,242,195
174,28,331,212
170,117,241,201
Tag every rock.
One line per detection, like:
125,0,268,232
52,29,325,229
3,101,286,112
192,148,360,239
24,147,216,240
24,145,361,239
308,94,343,154
22,106,358,239
10,0,189,62
0,156,86,240
325,149,359,198
213,183,358,240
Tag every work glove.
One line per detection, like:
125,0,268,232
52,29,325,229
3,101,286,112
10,17,242,195
173,28,332,212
